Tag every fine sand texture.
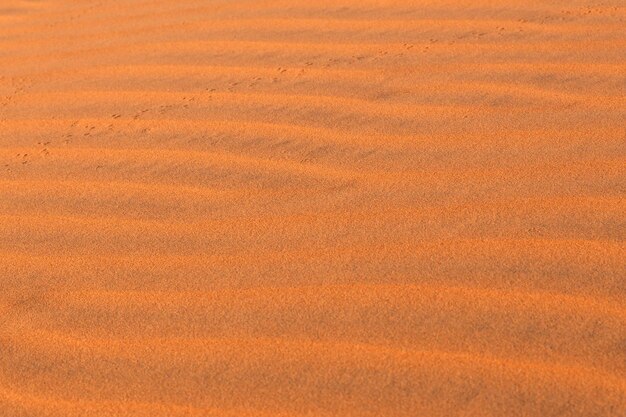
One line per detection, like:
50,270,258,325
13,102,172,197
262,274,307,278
1,1,625,416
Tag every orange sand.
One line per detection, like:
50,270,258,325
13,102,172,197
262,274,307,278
1,1,625,416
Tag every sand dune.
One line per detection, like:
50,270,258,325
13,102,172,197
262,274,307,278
1,0,625,416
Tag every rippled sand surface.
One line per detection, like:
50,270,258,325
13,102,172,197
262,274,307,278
1,1,625,416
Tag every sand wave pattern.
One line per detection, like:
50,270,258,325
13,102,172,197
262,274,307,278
1,0,625,416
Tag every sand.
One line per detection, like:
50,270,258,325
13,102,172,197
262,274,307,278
1,0,625,416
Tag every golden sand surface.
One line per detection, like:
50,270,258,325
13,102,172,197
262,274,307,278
1,1,625,416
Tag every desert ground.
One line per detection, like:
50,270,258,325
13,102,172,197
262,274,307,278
1,0,625,416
